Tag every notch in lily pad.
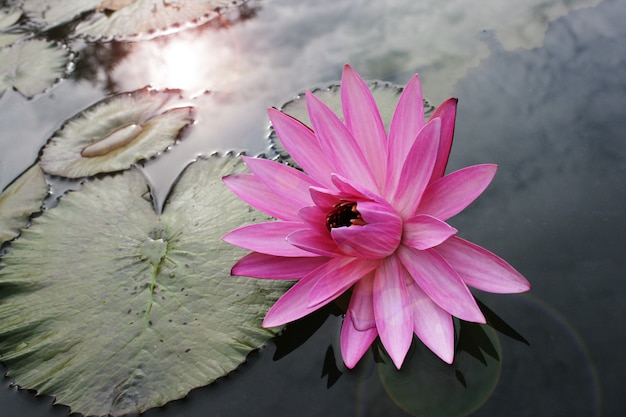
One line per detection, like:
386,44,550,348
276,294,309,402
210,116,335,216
40,87,195,178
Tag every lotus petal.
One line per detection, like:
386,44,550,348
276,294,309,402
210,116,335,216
40,88,194,178
224,66,529,370
0,155,291,416
269,81,435,168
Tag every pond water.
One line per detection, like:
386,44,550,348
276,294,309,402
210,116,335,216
1,0,625,416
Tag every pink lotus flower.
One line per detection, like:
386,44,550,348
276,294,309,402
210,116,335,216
223,65,530,369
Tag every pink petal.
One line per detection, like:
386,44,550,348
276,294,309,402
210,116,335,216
341,64,388,188
405,281,455,364
434,236,531,293
297,205,327,229
307,258,381,307
306,90,379,192
309,186,341,209
263,265,331,327
356,200,402,226
387,74,424,190
268,108,335,188
223,221,315,257
373,255,413,369
232,252,329,279
397,245,485,323
403,214,457,250
429,98,458,183
417,164,497,221
223,173,299,221
386,118,441,218
341,313,378,369
287,229,340,257
242,156,320,208
331,173,380,201
347,272,376,330
331,224,400,259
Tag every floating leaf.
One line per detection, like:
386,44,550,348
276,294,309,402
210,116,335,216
269,81,435,165
20,0,242,40
0,39,69,98
0,155,291,416
0,9,23,48
82,0,238,39
0,163,48,244
0,10,21,29
40,88,194,178
377,323,501,417
19,0,101,30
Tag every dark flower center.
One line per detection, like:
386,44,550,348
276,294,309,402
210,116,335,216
325,201,366,231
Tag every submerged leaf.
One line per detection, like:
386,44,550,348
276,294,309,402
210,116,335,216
0,155,291,416
40,88,194,178
0,163,48,244
269,81,435,165
0,39,69,98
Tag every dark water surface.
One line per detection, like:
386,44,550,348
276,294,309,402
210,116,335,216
1,0,625,416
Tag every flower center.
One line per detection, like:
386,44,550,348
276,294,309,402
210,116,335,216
325,201,366,231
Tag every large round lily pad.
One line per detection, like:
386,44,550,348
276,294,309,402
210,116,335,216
40,88,195,178
0,163,48,244
0,155,291,416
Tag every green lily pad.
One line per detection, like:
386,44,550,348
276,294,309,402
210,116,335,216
0,9,23,48
19,0,99,30
40,88,195,178
0,163,48,244
269,81,435,165
0,38,70,98
20,0,242,40
0,155,291,416
0,9,21,29
78,0,238,40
